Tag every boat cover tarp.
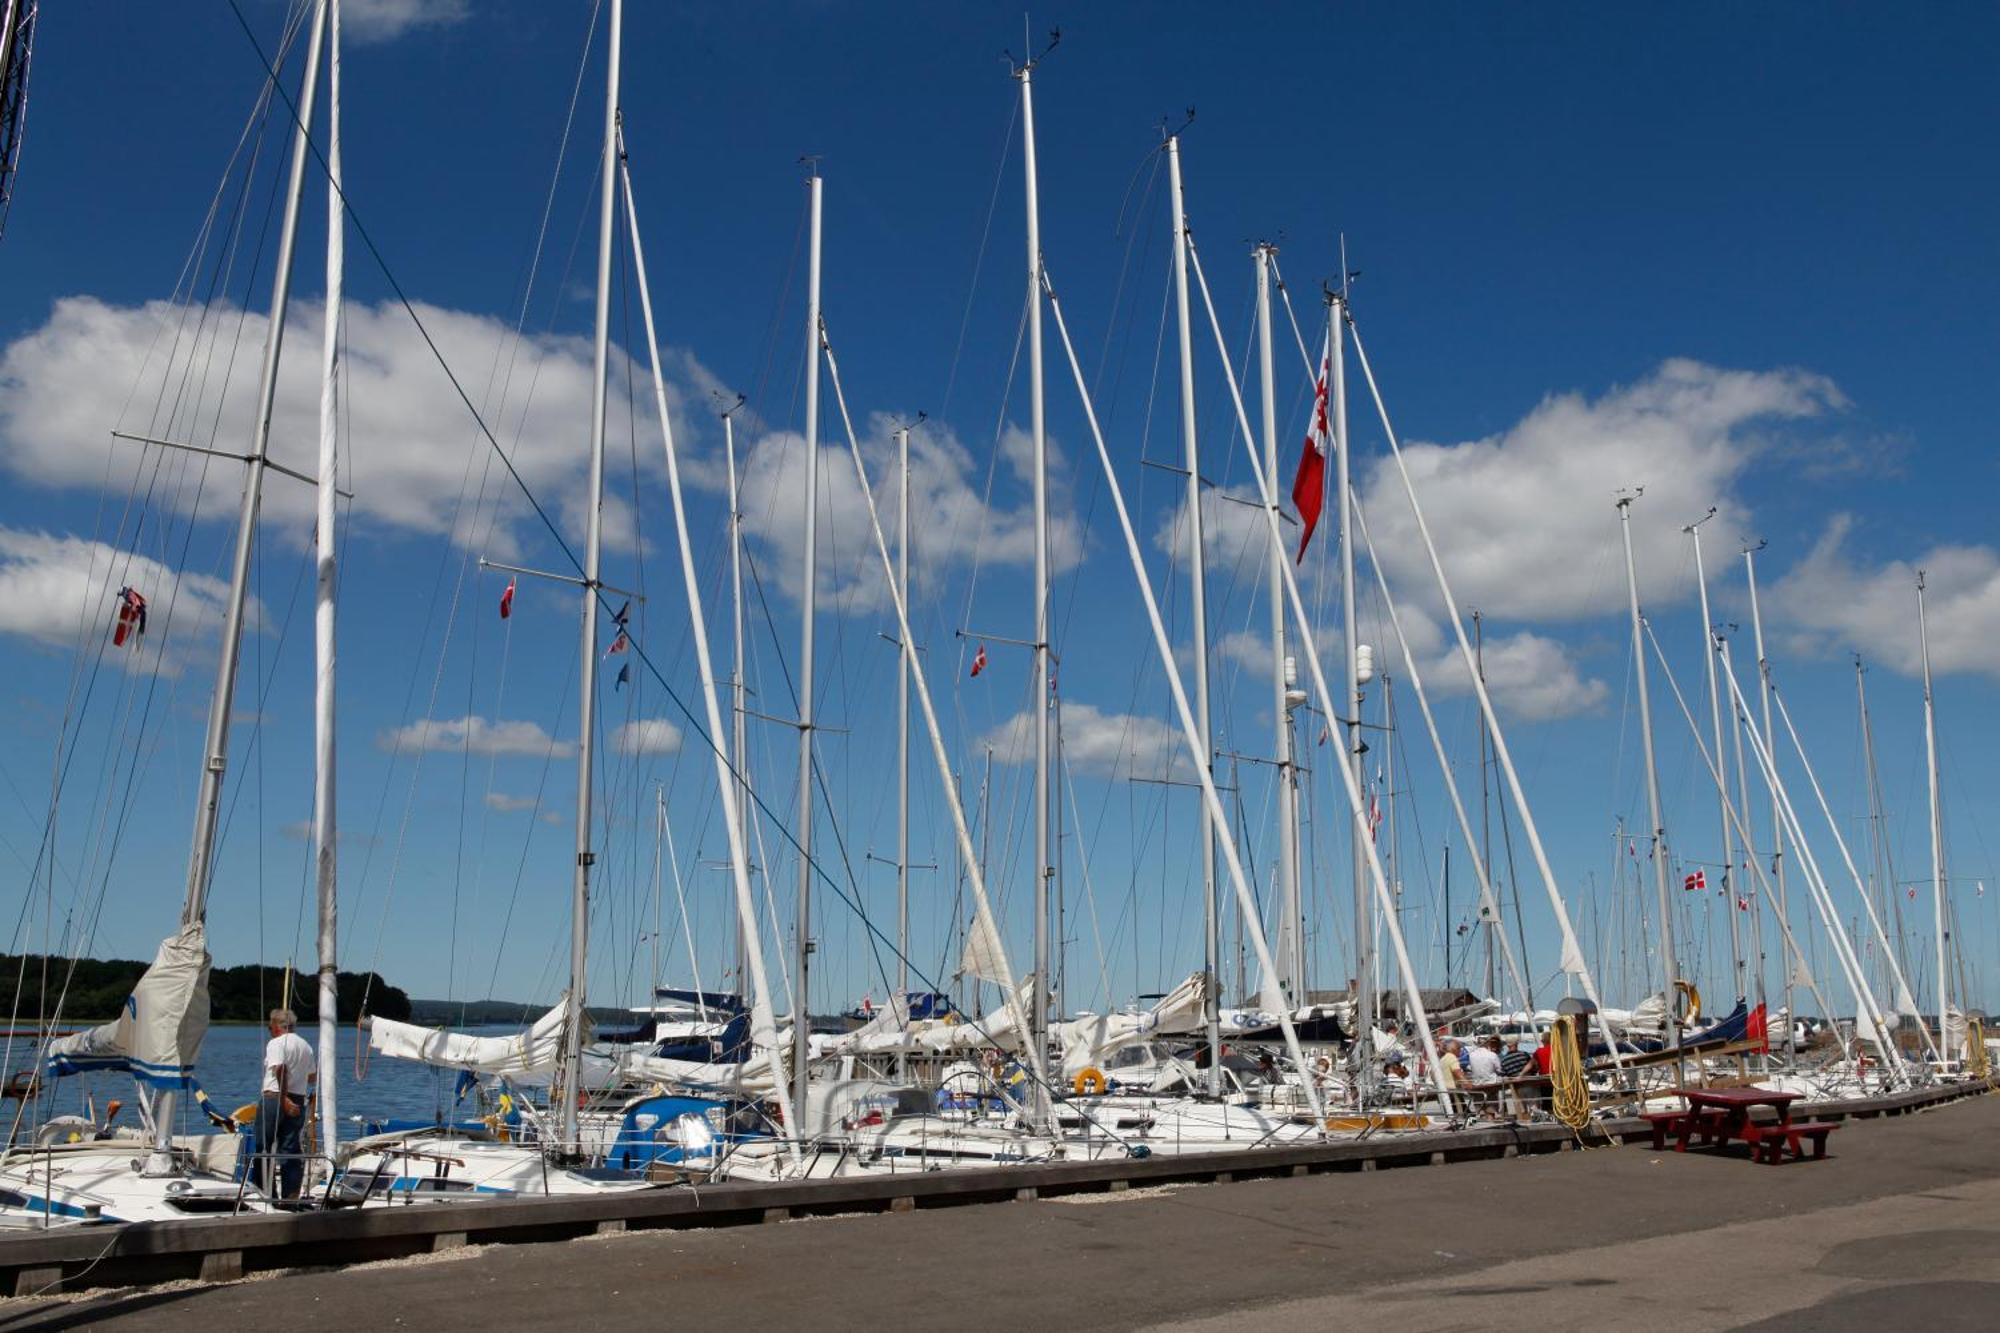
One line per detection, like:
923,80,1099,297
368,1001,571,1076
1677,1000,1766,1051
820,979,1033,1058
1056,972,1207,1077
654,987,745,1015
45,923,210,1090
618,1045,786,1097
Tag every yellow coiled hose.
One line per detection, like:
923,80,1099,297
1549,1014,1593,1134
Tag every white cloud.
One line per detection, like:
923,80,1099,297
612,717,683,756
1357,358,1844,622
0,296,721,563
344,0,470,44
1215,611,1607,723
1152,482,1287,579
482,792,541,813
980,700,1189,779
376,715,573,757
735,418,1083,613
0,526,261,675
1769,516,2000,680
1414,627,1610,723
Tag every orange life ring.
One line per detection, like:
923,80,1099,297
1072,1067,1107,1096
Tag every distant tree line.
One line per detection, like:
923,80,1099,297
0,955,412,1025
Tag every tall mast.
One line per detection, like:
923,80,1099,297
1165,137,1219,1090
650,784,664,999
561,0,619,1149
1724,639,1769,1017
182,0,325,933
1618,492,1679,1048
1016,53,1052,1128
723,404,750,990
793,168,823,1128
895,423,912,1079
1917,571,1949,1058
1382,673,1398,998
312,0,343,1158
617,123,801,1161
1686,513,1743,1002
1333,291,1367,1059
1256,244,1303,1011
152,1,323,1167
1855,656,1906,999
1743,543,1792,1060
1475,611,1495,999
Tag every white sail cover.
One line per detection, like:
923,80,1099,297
1055,972,1207,1078
368,1001,571,1076
618,1046,785,1097
1942,1006,1967,1061
818,979,1033,1059
45,923,210,1089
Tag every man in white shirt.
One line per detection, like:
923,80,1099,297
259,1008,316,1199
1466,1035,1505,1083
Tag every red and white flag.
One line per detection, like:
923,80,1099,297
604,629,629,658
1290,328,1332,564
111,586,148,647
1736,896,1750,912
1682,869,1706,893
969,644,988,678
499,578,516,619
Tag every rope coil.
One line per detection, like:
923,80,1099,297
1549,1014,1592,1134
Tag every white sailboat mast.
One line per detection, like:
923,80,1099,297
896,423,912,1075
1685,513,1744,1002
723,404,751,988
1617,494,1680,1033
562,0,621,1151
152,0,325,1164
792,169,823,1128
1255,245,1303,1013
313,0,343,1158
1332,292,1367,1048
1917,571,1949,1057
615,132,801,1161
1725,640,1770,1015
1017,56,1052,1129
183,0,326,932
1164,137,1220,1089
1743,543,1793,1059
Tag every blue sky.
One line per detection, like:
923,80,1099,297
2,1,1997,1025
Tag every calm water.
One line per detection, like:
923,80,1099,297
23,1022,524,1136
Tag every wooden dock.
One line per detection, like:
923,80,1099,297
2,1078,1986,1297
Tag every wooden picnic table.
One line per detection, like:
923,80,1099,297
1647,1085,1837,1163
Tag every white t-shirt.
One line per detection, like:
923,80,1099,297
262,1031,317,1097
1467,1044,1504,1082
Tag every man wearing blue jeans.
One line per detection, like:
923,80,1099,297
258,1008,316,1200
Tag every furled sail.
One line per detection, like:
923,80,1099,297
44,923,210,1089
368,1001,570,1076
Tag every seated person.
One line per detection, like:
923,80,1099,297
1467,1036,1505,1083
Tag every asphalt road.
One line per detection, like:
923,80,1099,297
5,1094,1998,1332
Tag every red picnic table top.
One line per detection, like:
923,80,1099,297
1673,1085,1801,1115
